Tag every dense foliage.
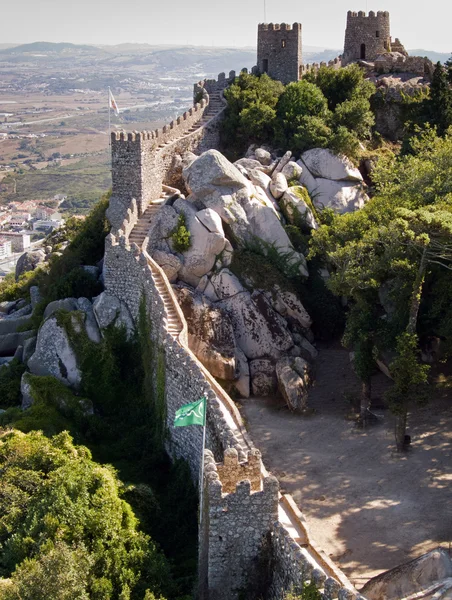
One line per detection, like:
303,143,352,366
0,430,170,600
221,66,375,160
310,129,452,442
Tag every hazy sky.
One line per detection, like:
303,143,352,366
3,0,451,53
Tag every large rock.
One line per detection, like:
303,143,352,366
21,372,34,410
175,200,226,287
281,161,303,182
0,300,17,315
146,205,180,254
234,158,267,175
15,250,46,281
185,150,249,199
76,298,101,344
93,292,134,338
280,188,318,231
301,148,363,181
22,336,37,364
255,148,272,166
250,359,278,396
219,291,293,361
28,315,81,388
0,314,32,335
267,287,312,329
310,179,368,214
273,151,292,175
248,168,272,190
175,286,237,380
234,347,250,398
276,356,311,411
210,269,245,300
43,298,78,321
361,548,452,600
196,207,225,235
270,172,288,200
0,331,35,357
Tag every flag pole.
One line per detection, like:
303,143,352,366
198,411,207,525
108,86,111,149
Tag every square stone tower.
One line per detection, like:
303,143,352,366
257,23,302,84
343,10,391,65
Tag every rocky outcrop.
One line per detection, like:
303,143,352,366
175,286,237,381
182,150,308,277
361,547,452,600
276,356,312,412
301,148,362,182
28,315,81,388
93,292,134,338
298,149,368,214
270,172,288,200
219,291,293,361
250,359,277,396
15,250,46,281
0,331,35,357
280,188,318,231
309,178,368,213
175,200,227,287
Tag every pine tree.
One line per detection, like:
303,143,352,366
429,62,452,134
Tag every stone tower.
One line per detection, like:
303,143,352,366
257,23,302,84
343,10,391,65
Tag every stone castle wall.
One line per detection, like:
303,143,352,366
105,63,361,600
343,10,391,65
258,23,303,84
108,72,236,231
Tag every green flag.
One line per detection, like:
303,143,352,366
174,397,206,427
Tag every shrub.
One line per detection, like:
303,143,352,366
171,214,191,253
0,359,26,408
0,430,170,599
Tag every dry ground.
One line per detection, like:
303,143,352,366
241,344,452,589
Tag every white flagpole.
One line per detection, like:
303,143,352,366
198,411,207,525
108,87,111,149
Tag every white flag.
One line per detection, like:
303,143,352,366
109,89,120,116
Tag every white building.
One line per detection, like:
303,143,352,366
0,232,31,252
0,238,12,258
33,218,64,232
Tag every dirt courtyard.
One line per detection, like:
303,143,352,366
240,344,452,589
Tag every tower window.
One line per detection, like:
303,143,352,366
281,40,286,48
376,30,380,38
360,43,366,59
262,59,269,73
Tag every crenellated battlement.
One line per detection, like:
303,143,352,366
347,10,389,18
258,22,302,32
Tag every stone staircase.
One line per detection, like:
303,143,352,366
128,196,169,248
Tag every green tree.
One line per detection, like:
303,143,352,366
275,80,330,150
429,62,452,134
305,64,374,110
310,130,452,449
0,430,170,599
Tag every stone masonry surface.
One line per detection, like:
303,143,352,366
343,11,391,65
258,23,303,84
105,69,362,599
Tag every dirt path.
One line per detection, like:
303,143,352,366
241,344,452,589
